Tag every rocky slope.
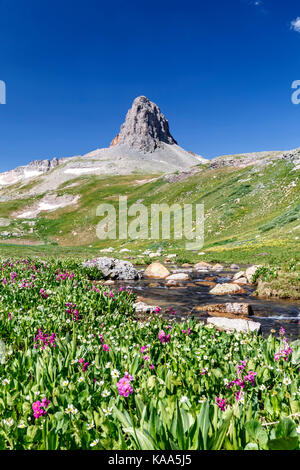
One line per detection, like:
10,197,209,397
0,158,63,186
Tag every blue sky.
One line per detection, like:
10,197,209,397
1,0,300,171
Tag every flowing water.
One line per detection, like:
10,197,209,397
114,266,300,340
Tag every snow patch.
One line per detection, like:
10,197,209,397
64,168,103,175
15,194,80,219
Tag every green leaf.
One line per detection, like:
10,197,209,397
113,405,132,428
198,401,210,450
244,442,259,450
245,420,268,447
275,418,297,439
268,437,299,451
147,375,157,390
210,411,233,450
123,427,156,450
211,368,223,379
176,401,185,449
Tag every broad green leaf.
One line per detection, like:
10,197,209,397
123,427,156,450
268,437,299,451
244,442,259,450
245,420,268,447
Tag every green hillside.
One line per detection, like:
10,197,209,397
0,157,299,265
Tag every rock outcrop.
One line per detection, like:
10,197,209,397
0,157,63,187
110,96,178,153
82,257,141,280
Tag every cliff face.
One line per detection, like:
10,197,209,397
110,96,178,153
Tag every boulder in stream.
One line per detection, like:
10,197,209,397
133,301,159,314
194,261,212,270
143,261,171,279
166,273,190,281
82,257,140,280
209,283,244,295
245,265,261,284
207,317,261,334
196,303,253,319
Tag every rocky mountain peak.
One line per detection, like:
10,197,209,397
110,96,178,153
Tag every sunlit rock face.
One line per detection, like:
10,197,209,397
110,96,177,153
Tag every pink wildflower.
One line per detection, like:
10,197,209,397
32,398,50,419
158,330,171,344
216,397,227,412
117,374,134,397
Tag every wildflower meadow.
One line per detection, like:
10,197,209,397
0,258,299,450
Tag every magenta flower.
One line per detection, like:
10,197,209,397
40,288,48,299
56,269,74,281
32,398,50,419
34,329,56,350
168,307,177,315
235,390,243,402
236,360,247,374
244,371,257,386
117,373,134,397
274,347,293,362
103,344,109,352
158,330,171,344
216,397,227,412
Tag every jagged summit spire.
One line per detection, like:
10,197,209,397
110,96,178,153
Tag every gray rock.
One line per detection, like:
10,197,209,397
110,96,178,153
212,263,224,271
166,273,190,281
230,264,240,270
82,257,140,280
233,271,246,281
0,157,63,187
0,218,10,227
133,301,159,314
233,277,248,285
209,283,244,295
195,261,212,269
207,317,261,334
245,265,261,284
197,302,253,318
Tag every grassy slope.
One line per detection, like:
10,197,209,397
0,158,299,265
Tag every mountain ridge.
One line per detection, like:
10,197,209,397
0,96,206,188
